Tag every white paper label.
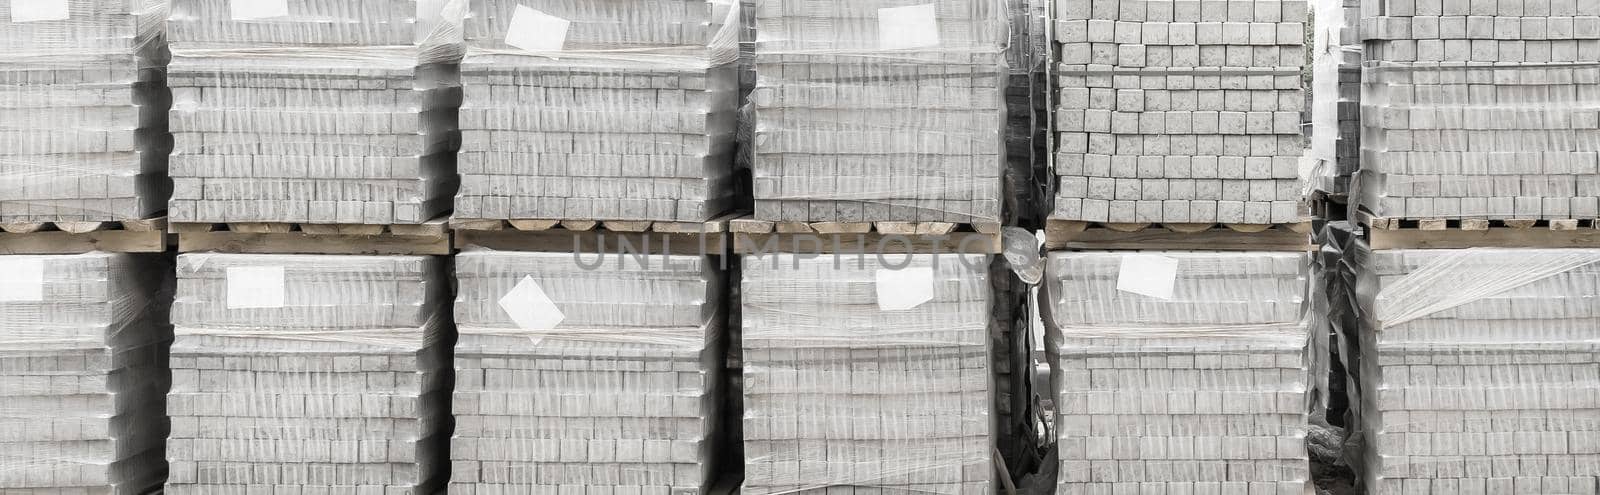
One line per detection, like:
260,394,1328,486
500,276,565,330
10,0,68,22
1117,255,1180,300
0,258,44,301
876,266,934,311
505,5,570,53
227,266,286,309
878,4,941,50
231,0,289,21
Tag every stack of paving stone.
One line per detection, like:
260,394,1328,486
1042,251,1312,494
0,253,170,494
1310,0,1361,196
752,1,1009,223
454,0,740,222
1355,0,1600,220
166,254,450,494
1347,246,1600,494
741,254,994,493
0,0,168,223
166,0,459,225
1051,0,1310,224
452,250,726,493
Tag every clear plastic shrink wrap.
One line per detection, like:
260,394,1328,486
741,253,995,494
166,0,463,224
0,0,169,223
167,254,451,493
1041,251,1313,495
751,1,1010,223
454,0,741,222
1354,1,1600,220
0,253,171,494
1347,245,1600,495
451,250,726,494
1050,0,1310,224
1309,0,1362,196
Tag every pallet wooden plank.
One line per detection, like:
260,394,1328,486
734,232,1002,254
0,222,45,234
915,222,957,235
1461,219,1490,231
0,230,166,255
1417,219,1447,231
229,223,293,234
456,230,725,255
774,222,815,234
1551,219,1579,231
451,219,509,231
561,220,599,231
179,232,449,255
1163,223,1215,233
390,220,450,237
1047,227,1313,252
169,223,220,233
876,222,918,235
121,218,166,233
603,221,654,233
812,222,873,234
1368,228,1600,250
507,219,560,231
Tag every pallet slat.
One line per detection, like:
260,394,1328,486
1044,220,1314,251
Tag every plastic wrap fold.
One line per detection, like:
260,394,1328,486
751,1,1010,223
455,0,742,222
1348,244,1600,495
1309,0,1362,195
0,253,172,494
166,0,464,224
0,0,170,223
167,253,451,494
451,249,726,494
1041,251,1314,494
1353,2,1600,220
741,253,996,494
1050,0,1310,224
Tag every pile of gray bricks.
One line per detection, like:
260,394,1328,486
1310,0,1361,195
1043,251,1312,495
1052,0,1310,224
0,253,170,494
452,250,725,494
1350,246,1600,495
166,0,457,225
741,253,994,493
1355,0,1600,220
0,0,167,223
752,1,1009,223
167,254,451,494
455,0,740,222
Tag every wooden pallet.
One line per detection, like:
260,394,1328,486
452,214,736,254
730,217,1005,254
1311,191,1350,222
0,217,168,254
1045,220,1315,251
1357,210,1600,249
172,220,449,255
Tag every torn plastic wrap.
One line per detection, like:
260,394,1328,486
1041,251,1314,494
1050,0,1311,224
741,253,996,494
1309,0,1361,196
1353,4,1600,221
0,253,171,494
167,254,451,494
166,0,463,224
455,0,741,223
1348,245,1600,495
0,0,169,223
751,1,1010,223
452,250,727,493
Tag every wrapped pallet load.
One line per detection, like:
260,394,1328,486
1042,251,1314,495
166,254,452,493
1345,246,1600,494
0,0,168,224
455,0,741,223
452,250,727,493
741,253,996,493
166,0,462,225
0,254,171,494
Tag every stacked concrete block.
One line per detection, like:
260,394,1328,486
1348,246,1600,494
0,253,171,494
166,0,459,225
741,253,995,493
452,250,726,494
455,0,741,222
0,0,168,223
167,254,451,494
1043,251,1312,494
752,1,1009,223
1311,0,1362,195
1051,0,1310,224
1355,0,1600,220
